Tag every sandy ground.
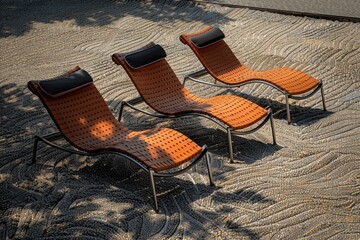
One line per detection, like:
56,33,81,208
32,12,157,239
1,0,359,239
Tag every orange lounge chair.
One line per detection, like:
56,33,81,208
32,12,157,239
112,43,276,163
27,66,214,212
180,26,326,123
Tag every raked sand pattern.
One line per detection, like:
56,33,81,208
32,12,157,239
1,0,359,239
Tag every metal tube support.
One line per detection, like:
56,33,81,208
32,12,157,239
29,136,40,165
182,77,187,86
149,169,159,213
270,112,277,145
320,84,326,111
227,128,234,163
193,162,198,172
205,152,215,186
193,163,198,172
118,101,125,122
285,94,291,124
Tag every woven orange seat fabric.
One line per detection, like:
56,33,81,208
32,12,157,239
180,26,320,95
112,49,268,130
28,67,202,172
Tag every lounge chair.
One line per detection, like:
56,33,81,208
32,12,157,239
111,43,276,163
27,66,214,212
180,26,326,123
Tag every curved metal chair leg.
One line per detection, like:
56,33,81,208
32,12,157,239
149,169,159,213
205,152,215,186
193,163,198,172
269,112,277,145
321,84,326,111
29,136,40,165
227,128,234,163
285,94,291,124
182,77,187,86
118,101,125,122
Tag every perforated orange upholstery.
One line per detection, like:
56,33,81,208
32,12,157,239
180,26,320,95
28,67,202,172
112,45,268,130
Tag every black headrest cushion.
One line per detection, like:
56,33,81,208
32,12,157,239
190,27,225,48
124,44,167,69
39,69,93,98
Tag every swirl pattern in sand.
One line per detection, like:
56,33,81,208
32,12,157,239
1,0,359,239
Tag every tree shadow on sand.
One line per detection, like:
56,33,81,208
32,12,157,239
1,153,269,239
0,0,232,38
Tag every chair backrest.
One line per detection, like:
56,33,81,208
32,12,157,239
180,26,242,78
112,43,199,115
28,66,123,152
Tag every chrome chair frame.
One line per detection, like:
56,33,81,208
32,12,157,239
118,97,276,163
29,131,214,213
183,69,327,124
